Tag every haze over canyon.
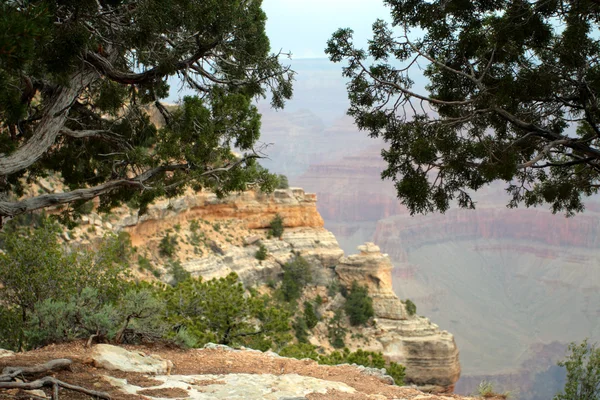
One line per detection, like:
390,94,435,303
257,58,600,397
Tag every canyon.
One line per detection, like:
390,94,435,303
63,187,461,393
252,60,599,396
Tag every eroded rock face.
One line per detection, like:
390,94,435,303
335,243,461,393
119,188,324,236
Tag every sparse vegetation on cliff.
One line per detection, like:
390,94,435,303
269,214,285,239
255,244,268,261
404,299,417,317
280,255,312,302
344,281,374,326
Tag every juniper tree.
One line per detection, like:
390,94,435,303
327,0,600,215
0,0,293,222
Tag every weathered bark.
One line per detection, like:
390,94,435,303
1,359,72,381
0,70,98,177
0,376,111,399
0,359,111,399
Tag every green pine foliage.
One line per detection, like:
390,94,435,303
269,214,285,238
255,244,268,261
164,273,292,347
404,299,417,317
303,301,319,329
554,339,600,400
0,1,294,221
344,281,374,326
167,260,191,286
159,233,178,258
327,0,600,216
279,345,405,386
280,256,312,302
328,309,347,349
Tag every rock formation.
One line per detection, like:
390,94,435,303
64,187,461,393
335,243,461,393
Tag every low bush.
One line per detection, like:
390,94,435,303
159,233,178,258
255,244,268,261
279,345,405,386
328,309,347,349
269,214,284,238
304,301,319,329
344,281,374,326
405,299,417,316
280,256,312,302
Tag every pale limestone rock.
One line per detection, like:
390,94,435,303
61,231,71,242
91,344,173,374
336,243,461,392
103,373,356,399
25,390,47,398
0,349,15,358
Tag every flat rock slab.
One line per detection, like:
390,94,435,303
104,373,356,399
91,344,173,374
0,349,15,359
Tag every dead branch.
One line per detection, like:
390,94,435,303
0,376,111,399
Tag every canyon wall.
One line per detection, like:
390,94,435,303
66,187,462,392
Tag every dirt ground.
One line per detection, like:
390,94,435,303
0,342,494,400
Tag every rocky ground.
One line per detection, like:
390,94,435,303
0,343,495,400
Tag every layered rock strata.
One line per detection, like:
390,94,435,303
335,243,461,393
70,188,460,392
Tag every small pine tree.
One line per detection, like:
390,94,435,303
344,281,374,326
304,301,319,329
280,256,312,302
269,214,285,238
255,244,268,261
405,299,417,316
159,233,178,258
328,309,347,349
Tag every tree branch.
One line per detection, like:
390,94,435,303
0,154,260,218
0,70,98,177
85,40,219,85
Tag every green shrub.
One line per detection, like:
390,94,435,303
293,316,309,343
280,256,312,302
344,281,374,326
405,299,417,316
0,220,130,350
327,280,341,297
279,345,405,386
164,273,291,347
279,343,319,360
320,348,405,386
277,174,289,189
167,260,191,286
269,214,284,238
255,244,268,261
159,233,178,258
315,295,324,306
304,301,319,329
26,288,119,348
554,339,600,400
328,309,347,349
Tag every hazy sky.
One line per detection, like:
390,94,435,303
262,0,391,59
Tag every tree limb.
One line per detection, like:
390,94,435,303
0,376,110,399
0,70,98,177
85,40,219,85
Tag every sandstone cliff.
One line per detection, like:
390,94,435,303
65,187,461,393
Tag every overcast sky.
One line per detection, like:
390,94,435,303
262,0,391,59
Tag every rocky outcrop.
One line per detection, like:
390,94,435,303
90,344,173,374
120,188,324,236
67,187,461,393
335,243,461,393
